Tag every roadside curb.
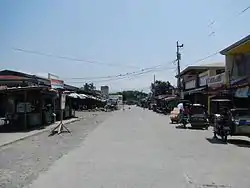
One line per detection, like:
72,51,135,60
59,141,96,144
0,117,82,148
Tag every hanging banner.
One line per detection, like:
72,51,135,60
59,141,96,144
235,86,249,98
61,94,66,109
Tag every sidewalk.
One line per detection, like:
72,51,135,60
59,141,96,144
0,117,80,148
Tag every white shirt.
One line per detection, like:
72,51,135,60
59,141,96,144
177,103,184,111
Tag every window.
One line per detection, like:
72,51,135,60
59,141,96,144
216,69,224,75
235,54,250,76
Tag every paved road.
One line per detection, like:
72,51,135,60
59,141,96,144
22,107,250,187
0,111,111,188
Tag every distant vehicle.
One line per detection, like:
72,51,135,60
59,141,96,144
189,104,209,129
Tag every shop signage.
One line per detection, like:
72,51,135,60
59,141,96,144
235,86,250,98
50,79,64,89
185,79,196,89
199,75,208,86
61,93,66,110
207,73,225,87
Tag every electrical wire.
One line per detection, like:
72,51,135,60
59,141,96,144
12,48,140,69
12,47,177,81
208,5,250,37
193,51,220,64
64,60,176,80
66,65,176,84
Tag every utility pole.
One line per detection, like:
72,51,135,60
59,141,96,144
153,74,156,96
153,74,156,86
176,41,184,97
152,74,156,104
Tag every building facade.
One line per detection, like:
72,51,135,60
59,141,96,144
101,86,109,99
179,63,225,106
220,34,250,107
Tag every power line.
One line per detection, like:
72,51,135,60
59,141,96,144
12,48,140,69
12,46,177,83
66,65,176,84
208,5,250,37
193,51,220,64
63,60,177,80
238,5,250,15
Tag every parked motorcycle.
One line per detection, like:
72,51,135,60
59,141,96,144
213,114,231,142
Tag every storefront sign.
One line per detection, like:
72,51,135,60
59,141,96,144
61,94,66,109
199,75,208,86
185,79,196,89
207,73,225,87
235,86,250,98
50,79,64,89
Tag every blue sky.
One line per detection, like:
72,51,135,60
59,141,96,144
0,0,250,92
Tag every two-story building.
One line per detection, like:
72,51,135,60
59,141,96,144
178,63,225,106
220,34,250,107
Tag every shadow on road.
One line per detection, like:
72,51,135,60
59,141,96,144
227,139,250,148
188,127,206,131
175,125,187,129
206,137,227,145
175,125,207,131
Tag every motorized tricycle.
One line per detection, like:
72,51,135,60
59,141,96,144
213,113,231,142
189,104,209,129
229,108,250,136
210,99,232,141
211,99,250,142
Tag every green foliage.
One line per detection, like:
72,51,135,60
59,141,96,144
151,80,174,96
111,90,148,102
81,83,96,92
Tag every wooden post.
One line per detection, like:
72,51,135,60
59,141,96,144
24,91,27,129
40,91,43,125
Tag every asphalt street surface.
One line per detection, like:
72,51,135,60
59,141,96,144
0,111,111,188
2,107,250,188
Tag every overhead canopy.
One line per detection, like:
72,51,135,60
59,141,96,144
164,96,177,101
155,94,171,100
68,93,86,99
184,87,206,95
79,94,89,99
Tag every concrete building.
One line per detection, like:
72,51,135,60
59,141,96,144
178,63,225,106
220,34,250,87
101,86,109,99
220,34,250,107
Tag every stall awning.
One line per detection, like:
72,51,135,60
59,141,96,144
155,94,172,100
68,93,80,99
231,76,249,88
164,96,177,101
184,87,206,95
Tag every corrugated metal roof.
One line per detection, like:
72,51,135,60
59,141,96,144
0,75,29,80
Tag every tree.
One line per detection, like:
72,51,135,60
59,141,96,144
82,83,96,92
151,80,174,96
111,90,148,102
